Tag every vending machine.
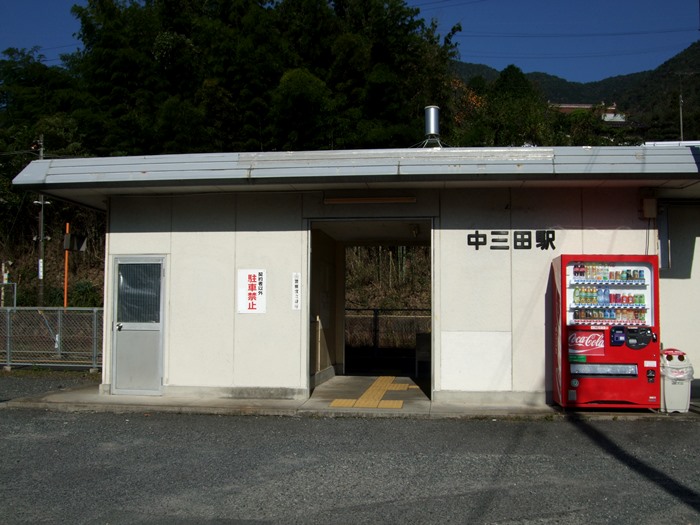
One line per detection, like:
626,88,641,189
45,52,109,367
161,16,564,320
552,254,661,409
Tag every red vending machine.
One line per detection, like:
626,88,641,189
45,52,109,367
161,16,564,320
552,254,661,409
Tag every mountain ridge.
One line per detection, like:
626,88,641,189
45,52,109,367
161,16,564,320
453,40,700,140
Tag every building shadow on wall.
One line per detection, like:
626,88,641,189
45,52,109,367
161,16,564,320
659,204,699,280
544,267,555,405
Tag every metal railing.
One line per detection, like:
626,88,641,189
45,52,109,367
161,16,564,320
1,307,103,369
345,308,431,350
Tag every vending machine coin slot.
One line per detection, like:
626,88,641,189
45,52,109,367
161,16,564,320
610,326,626,346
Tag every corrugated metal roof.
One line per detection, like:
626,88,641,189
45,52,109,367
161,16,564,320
12,146,700,210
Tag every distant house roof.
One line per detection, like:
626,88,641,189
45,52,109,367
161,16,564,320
12,146,700,210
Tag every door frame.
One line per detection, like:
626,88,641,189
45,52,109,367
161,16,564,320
308,218,434,392
110,255,166,395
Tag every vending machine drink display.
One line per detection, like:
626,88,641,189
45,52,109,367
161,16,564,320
552,255,661,409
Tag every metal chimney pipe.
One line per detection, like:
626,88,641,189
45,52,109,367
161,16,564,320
425,105,440,138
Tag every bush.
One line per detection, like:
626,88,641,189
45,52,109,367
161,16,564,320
70,280,102,307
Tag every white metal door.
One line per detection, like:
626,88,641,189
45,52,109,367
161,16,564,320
112,257,164,395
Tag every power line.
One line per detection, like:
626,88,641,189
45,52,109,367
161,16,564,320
454,28,698,39
460,42,691,61
34,43,79,52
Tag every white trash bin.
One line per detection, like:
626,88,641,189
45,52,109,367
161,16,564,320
660,349,694,413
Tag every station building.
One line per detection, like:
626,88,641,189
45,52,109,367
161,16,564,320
13,144,700,406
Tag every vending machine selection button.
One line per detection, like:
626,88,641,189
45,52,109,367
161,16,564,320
625,327,652,349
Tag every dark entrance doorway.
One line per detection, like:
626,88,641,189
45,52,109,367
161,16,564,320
309,219,432,395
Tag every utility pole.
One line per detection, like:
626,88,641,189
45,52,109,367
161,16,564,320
1,260,8,307
32,135,47,306
38,193,45,306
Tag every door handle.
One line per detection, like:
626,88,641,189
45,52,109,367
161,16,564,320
116,323,123,331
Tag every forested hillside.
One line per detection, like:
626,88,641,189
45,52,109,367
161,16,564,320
1,0,698,307
454,41,700,141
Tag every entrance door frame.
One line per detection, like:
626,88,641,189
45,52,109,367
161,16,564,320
110,255,166,395
308,217,434,392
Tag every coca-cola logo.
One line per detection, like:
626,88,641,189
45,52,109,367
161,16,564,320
568,331,605,355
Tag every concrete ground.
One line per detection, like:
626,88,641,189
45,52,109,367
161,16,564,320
2,374,699,421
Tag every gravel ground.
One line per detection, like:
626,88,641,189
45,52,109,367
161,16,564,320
0,368,101,402
1,409,700,524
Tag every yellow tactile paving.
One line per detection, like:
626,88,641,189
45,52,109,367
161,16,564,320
355,376,394,408
386,383,409,391
331,376,411,410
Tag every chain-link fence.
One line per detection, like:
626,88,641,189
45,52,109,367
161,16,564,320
1,308,103,369
345,308,431,349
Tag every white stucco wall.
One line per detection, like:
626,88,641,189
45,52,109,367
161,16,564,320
231,193,307,392
437,189,512,394
659,205,700,366
167,194,237,389
103,186,673,404
105,193,308,398
433,187,657,404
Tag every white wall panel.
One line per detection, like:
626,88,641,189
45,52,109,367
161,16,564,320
581,189,651,254
510,189,581,392
439,189,512,332
109,196,173,254
233,194,306,389
440,331,512,391
166,195,237,387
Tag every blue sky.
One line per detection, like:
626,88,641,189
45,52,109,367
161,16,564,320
0,0,698,83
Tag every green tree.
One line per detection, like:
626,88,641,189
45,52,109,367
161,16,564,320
71,0,167,155
486,65,552,146
1,0,461,305
329,0,459,148
270,68,333,150
0,47,103,306
64,0,459,153
0,48,84,248
448,65,553,146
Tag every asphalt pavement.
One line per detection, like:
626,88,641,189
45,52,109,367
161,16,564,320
2,405,700,524
2,370,700,524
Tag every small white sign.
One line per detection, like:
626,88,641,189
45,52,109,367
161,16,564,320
238,269,266,314
292,272,301,310
644,360,657,368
